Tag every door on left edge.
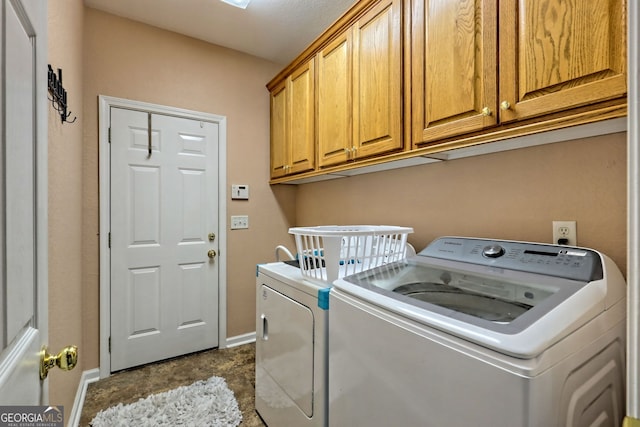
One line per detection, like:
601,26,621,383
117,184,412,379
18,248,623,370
0,0,48,404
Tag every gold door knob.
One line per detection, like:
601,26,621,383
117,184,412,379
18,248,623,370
208,233,216,242
40,345,78,380
500,100,511,110
208,249,217,259
481,107,492,116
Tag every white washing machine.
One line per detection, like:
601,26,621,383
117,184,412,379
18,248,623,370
255,262,329,427
329,237,626,427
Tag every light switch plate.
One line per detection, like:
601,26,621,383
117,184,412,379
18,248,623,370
231,215,249,229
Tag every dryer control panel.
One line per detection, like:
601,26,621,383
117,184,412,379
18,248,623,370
420,237,603,282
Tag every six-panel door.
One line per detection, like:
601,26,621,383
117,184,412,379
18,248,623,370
110,108,220,371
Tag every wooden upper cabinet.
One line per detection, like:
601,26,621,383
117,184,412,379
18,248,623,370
270,0,627,183
412,0,497,145
353,0,403,158
270,82,288,178
499,0,627,123
270,59,315,179
412,0,626,147
318,0,403,168
318,31,352,168
288,61,315,174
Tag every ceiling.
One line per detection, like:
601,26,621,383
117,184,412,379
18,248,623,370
84,0,358,65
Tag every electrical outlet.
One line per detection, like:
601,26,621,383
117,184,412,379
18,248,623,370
231,215,249,230
552,220,577,246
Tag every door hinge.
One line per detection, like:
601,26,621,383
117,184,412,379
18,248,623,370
108,232,111,248
108,127,111,143
108,336,111,353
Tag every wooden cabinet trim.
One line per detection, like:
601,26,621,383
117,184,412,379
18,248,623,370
271,103,625,184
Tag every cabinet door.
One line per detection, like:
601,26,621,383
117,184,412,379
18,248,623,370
499,0,626,123
270,82,288,178
318,30,352,168
289,60,316,175
412,0,497,145
353,0,403,157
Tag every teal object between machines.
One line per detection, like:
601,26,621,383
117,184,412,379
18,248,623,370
318,288,330,310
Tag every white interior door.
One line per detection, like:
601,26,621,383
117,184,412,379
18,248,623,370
110,107,220,371
0,0,48,404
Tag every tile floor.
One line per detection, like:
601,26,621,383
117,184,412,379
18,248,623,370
79,343,265,426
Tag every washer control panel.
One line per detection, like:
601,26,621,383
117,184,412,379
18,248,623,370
420,237,603,282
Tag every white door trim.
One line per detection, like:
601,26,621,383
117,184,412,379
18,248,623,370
98,95,227,379
627,0,639,419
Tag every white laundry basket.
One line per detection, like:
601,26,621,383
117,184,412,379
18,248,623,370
289,225,414,284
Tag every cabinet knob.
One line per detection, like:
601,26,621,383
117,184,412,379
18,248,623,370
345,147,357,159
500,101,511,111
481,107,492,116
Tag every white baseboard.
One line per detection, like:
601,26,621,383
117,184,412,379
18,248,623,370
224,331,256,348
68,368,100,427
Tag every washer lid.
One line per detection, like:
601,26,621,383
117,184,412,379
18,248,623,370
392,282,532,323
335,237,622,358
343,258,580,335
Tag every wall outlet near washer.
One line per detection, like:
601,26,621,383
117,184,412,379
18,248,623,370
552,220,577,246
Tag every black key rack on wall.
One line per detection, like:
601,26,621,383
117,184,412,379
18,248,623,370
47,64,76,124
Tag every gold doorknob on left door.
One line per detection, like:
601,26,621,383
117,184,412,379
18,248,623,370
481,107,492,116
40,345,78,380
208,249,217,259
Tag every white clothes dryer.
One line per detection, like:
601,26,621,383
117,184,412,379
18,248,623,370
329,237,626,427
255,262,330,427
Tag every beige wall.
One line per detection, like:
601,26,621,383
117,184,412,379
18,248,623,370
46,3,297,416
81,9,295,372
297,132,627,273
47,0,85,416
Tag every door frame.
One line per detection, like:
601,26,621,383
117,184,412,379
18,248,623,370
98,95,227,379
627,1,639,420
